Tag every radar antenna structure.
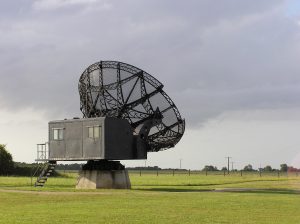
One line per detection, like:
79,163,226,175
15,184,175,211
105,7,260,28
78,61,185,152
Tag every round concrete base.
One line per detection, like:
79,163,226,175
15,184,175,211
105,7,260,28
76,170,131,189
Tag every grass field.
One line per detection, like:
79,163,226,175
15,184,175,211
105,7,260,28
0,171,300,224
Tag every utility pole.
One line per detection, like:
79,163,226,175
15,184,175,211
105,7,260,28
231,161,234,171
259,163,262,171
179,159,182,169
225,157,231,174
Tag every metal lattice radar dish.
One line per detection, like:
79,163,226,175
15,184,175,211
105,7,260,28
78,61,185,152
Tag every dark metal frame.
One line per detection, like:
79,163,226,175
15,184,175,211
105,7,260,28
78,61,185,152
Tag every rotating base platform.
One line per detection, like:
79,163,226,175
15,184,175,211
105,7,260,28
76,160,131,189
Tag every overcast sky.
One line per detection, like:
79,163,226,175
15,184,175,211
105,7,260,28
1,0,300,170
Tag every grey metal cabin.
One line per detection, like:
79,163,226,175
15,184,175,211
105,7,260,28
48,117,145,161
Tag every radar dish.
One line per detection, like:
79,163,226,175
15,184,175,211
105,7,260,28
78,61,185,152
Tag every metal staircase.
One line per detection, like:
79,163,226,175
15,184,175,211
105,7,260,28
33,161,57,187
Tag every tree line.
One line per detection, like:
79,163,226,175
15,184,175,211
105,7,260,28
202,164,299,172
1,144,299,175
0,145,53,176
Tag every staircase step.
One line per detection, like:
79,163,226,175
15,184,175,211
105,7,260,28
34,162,56,187
37,179,47,183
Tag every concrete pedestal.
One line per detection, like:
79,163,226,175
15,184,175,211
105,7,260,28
76,170,131,189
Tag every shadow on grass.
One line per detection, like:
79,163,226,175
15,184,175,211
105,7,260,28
135,187,300,195
135,188,213,193
135,178,288,187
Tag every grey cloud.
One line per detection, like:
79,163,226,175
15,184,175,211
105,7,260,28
0,0,299,125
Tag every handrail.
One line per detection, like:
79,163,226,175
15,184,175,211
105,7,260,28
36,143,49,161
31,162,46,187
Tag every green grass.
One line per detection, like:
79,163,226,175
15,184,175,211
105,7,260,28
0,172,300,223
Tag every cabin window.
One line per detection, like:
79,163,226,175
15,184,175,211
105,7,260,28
88,126,100,139
53,128,64,140
94,126,100,138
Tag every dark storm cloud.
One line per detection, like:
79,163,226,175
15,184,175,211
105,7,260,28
0,0,300,124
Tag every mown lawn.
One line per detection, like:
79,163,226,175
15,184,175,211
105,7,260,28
0,172,299,224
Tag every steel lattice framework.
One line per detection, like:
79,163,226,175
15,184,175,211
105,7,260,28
78,61,185,152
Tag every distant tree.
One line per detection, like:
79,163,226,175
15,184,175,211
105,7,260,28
202,165,218,171
126,166,163,170
280,164,288,172
263,165,272,172
0,144,14,175
55,163,83,170
221,167,228,171
288,166,300,172
243,164,254,171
